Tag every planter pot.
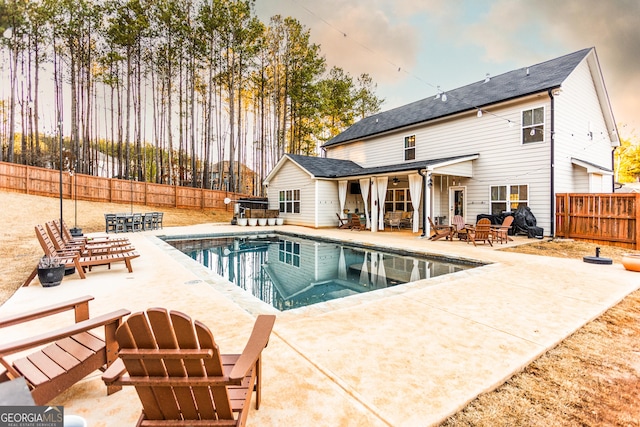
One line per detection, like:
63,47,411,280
237,218,248,226
37,265,65,287
275,218,284,226
257,218,268,226
267,218,276,226
621,254,640,272
248,218,258,226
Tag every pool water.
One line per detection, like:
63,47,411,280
168,234,475,311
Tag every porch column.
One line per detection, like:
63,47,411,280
371,178,378,232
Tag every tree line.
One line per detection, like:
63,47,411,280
0,0,384,194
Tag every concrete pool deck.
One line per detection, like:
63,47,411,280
2,224,639,426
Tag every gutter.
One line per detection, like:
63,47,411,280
548,89,556,236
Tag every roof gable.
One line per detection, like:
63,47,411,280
325,48,593,147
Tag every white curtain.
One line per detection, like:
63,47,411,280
371,179,378,232
359,178,371,229
338,180,348,218
359,251,369,286
408,173,422,233
338,247,347,280
377,177,388,230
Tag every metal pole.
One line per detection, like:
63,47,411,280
59,121,63,227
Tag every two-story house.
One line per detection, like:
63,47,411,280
264,47,619,236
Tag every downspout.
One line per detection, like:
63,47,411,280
548,89,555,236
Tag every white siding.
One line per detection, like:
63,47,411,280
327,98,554,231
554,58,614,194
267,161,316,227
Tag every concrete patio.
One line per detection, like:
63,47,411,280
1,224,638,426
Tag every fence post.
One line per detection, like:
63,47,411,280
636,193,640,251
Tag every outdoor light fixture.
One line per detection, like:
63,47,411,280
392,177,399,186
477,109,483,118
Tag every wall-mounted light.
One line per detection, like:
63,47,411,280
477,109,483,118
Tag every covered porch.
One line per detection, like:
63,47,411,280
336,155,478,235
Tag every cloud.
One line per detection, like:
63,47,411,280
461,0,640,129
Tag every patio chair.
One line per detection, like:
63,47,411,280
0,295,130,405
467,218,493,246
102,308,276,427
384,211,402,231
451,215,467,240
428,217,454,241
28,224,140,283
491,215,514,244
56,219,129,245
143,213,155,230
46,222,134,256
336,213,350,229
349,214,366,230
105,214,118,233
154,212,163,229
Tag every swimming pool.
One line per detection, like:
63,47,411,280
166,233,478,311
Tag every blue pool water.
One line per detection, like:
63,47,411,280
167,233,477,311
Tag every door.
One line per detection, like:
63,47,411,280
449,187,466,223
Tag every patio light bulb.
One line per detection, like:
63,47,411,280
477,110,483,118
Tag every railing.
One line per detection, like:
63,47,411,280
0,161,248,211
555,193,640,250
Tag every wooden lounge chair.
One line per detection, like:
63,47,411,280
55,219,130,246
46,222,134,256
25,224,140,284
428,217,454,241
0,295,130,405
491,215,514,244
102,309,276,427
467,218,493,246
349,214,366,230
336,213,350,229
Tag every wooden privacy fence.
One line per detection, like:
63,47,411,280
555,193,640,250
0,161,248,211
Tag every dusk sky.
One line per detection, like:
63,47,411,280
255,0,640,138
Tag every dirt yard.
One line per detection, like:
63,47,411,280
1,189,639,426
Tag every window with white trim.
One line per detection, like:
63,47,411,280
279,189,300,213
279,240,300,267
522,107,544,143
404,135,416,160
490,185,528,215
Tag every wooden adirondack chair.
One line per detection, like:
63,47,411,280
336,213,350,229
491,215,514,244
451,215,467,240
467,218,493,246
428,217,454,241
0,295,130,405
102,309,276,427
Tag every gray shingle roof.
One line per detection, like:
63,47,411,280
285,153,478,179
324,48,592,147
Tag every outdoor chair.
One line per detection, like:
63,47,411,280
105,214,117,233
491,215,514,244
154,212,163,229
428,217,454,241
143,213,154,230
452,215,467,240
125,213,143,232
27,224,140,283
0,295,130,405
384,211,402,231
467,218,493,246
46,222,134,257
349,214,366,230
102,308,276,427
336,213,350,229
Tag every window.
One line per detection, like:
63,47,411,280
385,188,412,212
404,135,416,160
279,240,300,267
490,185,528,215
279,189,300,213
522,107,544,143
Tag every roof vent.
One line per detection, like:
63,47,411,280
484,73,490,83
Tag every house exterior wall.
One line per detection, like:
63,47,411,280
326,97,554,231
266,161,316,226
553,58,614,194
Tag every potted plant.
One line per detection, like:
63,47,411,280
37,256,66,287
